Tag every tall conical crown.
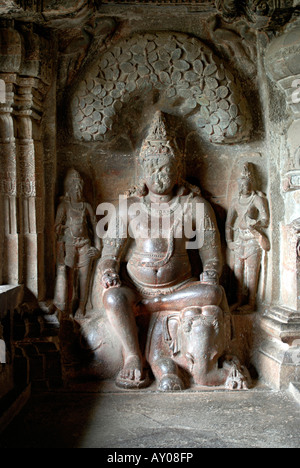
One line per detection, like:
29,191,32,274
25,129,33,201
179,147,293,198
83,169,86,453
140,111,178,161
239,162,254,183
145,111,170,143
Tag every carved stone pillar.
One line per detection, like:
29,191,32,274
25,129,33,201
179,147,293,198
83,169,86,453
0,21,22,286
0,20,52,302
255,23,300,389
14,77,45,300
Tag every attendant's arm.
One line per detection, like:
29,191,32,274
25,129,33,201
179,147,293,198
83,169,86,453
253,195,269,229
225,201,238,250
54,202,66,238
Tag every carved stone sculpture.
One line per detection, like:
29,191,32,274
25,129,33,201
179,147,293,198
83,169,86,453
53,169,100,320
71,31,252,145
215,0,294,29
99,111,251,391
226,163,270,313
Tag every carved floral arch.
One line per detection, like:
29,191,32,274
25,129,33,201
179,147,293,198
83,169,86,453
71,32,252,145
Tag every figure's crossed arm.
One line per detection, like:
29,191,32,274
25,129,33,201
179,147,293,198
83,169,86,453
225,201,238,251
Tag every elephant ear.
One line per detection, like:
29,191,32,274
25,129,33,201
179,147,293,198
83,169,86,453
163,315,181,356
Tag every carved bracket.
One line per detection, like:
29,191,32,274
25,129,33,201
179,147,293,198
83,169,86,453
71,32,252,145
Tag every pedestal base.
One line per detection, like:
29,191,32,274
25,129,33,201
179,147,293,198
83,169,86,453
254,306,300,390
256,339,300,390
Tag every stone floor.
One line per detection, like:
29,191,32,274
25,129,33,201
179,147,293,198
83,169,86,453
0,382,300,449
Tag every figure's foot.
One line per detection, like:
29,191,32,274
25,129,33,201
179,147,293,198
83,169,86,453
158,374,184,392
119,355,142,381
116,355,148,390
224,358,252,390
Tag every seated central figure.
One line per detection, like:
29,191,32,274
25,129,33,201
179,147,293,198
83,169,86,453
99,111,249,391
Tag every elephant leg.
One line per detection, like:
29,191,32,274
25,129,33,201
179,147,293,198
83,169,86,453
152,356,184,392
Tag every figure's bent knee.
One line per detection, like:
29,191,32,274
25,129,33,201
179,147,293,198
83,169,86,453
195,283,222,306
103,287,134,311
207,284,223,305
201,304,222,318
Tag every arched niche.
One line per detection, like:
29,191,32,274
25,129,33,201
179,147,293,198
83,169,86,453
71,31,253,145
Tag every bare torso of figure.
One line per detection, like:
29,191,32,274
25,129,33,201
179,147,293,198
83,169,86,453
127,237,192,288
64,202,90,241
235,192,259,233
124,195,194,288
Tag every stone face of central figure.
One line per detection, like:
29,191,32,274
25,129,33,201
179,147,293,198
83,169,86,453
99,111,250,391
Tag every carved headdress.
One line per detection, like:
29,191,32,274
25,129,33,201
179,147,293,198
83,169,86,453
129,110,200,198
64,168,83,197
139,111,181,165
239,162,254,185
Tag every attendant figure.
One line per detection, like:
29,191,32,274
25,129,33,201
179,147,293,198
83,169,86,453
54,169,100,320
226,163,270,313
